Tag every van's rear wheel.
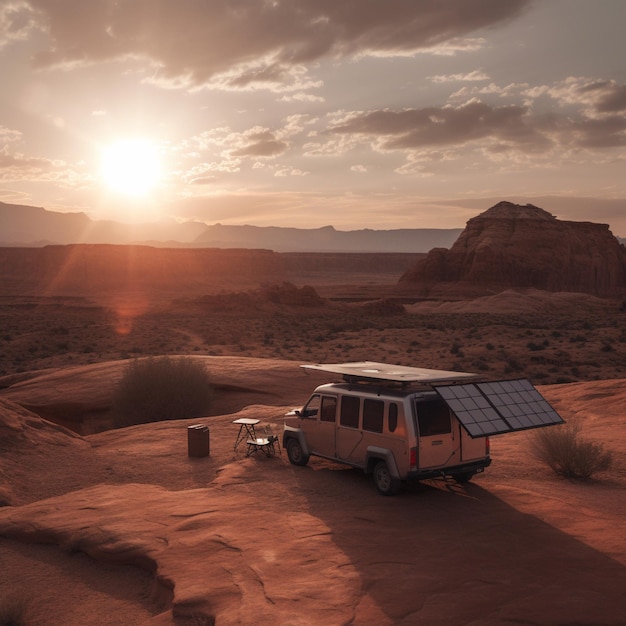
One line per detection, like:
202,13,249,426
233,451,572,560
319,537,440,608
373,461,400,496
452,471,474,484
286,438,309,466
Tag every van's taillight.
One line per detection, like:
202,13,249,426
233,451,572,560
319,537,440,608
410,446,417,470
485,437,490,456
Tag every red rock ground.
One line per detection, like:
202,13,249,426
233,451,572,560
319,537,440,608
1,357,625,625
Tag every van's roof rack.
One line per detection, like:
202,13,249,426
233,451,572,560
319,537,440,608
301,361,479,387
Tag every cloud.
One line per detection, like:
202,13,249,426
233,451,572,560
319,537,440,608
274,166,308,177
184,125,291,162
0,147,84,184
230,130,288,158
26,0,530,90
570,116,626,148
542,77,626,116
327,83,626,157
595,84,626,114
0,1,40,48
329,101,549,151
0,126,22,144
428,70,490,83
0,126,78,183
177,121,304,184
279,92,325,103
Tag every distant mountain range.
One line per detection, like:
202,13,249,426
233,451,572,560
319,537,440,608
0,202,463,253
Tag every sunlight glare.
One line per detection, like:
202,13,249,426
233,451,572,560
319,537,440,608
100,138,162,197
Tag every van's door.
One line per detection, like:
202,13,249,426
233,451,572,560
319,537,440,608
335,395,365,465
459,424,487,462
299,394,338,457
415,398,460,469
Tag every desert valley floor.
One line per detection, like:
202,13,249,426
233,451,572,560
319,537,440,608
1,257,625,625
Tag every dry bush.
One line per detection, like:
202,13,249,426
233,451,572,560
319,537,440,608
0,593,30,626
530,421,613,480
113,356,213,426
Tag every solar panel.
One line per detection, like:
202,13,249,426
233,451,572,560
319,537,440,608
302,361,478,384
434,378,564,438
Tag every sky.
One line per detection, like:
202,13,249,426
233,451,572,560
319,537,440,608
1,0,626,234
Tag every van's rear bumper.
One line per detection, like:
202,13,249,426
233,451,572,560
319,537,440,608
407,457,492,481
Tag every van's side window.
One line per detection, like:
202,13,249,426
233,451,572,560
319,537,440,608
320,396,337,422
388,403,398,433
417,399,452,436
363,399,384,433
340,396,360,428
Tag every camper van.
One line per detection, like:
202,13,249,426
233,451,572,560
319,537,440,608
283,362,564,495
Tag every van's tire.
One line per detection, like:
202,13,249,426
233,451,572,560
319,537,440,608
286,438,309,466
452,471,474,484
373,461,401,496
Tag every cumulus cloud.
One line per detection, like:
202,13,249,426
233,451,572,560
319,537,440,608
0,1,40,48
542,77,626,117
26,0,530,90
274,166,308,177
279,92,325,103
595,83,626,114
329,101,549,151
230,130,288,158
186,125,291,160
0,148,83,184
569,117,626,148
0,125,90,186
327,83,626,157
178,121,303,184
428,70,490,83
0,126,22,144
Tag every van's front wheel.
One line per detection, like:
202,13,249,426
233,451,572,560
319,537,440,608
373,461,400,496
286,438,309,466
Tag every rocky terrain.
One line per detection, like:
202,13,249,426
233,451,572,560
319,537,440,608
1,202,626,624
0,245,420,299
1,358,625,625
399,201,626,297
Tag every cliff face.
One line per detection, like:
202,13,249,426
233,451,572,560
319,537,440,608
0,245,285,296
399,202,626,297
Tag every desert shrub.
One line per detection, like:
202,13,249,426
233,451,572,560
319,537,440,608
569,335,586,343
0,593,30,626
261,282,324,306
530,421,613,480
527,341,547,351
113,356,213,426
504,358,523,373
358,298,405,315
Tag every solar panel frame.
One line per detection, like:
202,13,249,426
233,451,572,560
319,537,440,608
301,361,479,384
433,378,564,438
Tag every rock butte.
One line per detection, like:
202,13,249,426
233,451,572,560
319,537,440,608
399,201,626,297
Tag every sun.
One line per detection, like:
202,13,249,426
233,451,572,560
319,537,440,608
100,138,162,197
